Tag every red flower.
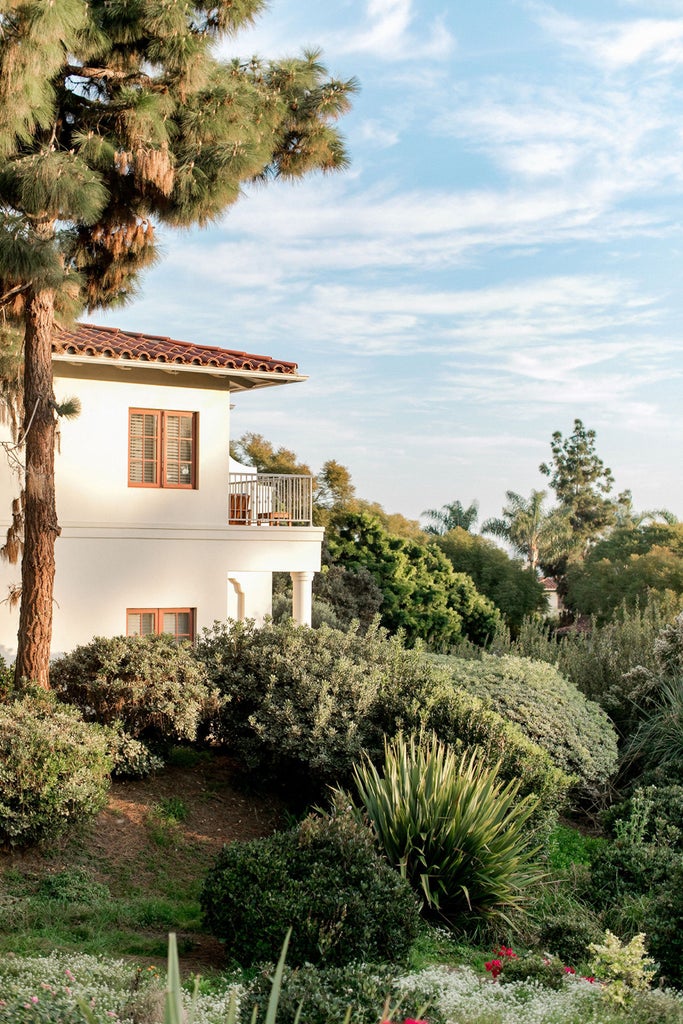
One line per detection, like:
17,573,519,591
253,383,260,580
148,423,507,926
563,965,576,974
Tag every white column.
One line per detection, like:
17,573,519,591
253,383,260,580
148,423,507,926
290,570,314,626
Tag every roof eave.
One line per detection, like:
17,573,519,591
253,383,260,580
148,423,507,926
51,353,307,391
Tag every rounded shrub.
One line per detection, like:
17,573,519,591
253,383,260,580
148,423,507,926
436,653,618,800
0,692,112,846
195,618,443,795
347,733,543,929
200,802,420,967
195,620,572,826
50,633,219,743
421,682,572,826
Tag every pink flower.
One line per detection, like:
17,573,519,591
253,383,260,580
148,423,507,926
563,966,576,974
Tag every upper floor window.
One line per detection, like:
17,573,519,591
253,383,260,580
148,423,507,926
128,409,197,488
127,608,195,644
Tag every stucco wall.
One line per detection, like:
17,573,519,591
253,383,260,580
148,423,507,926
0,363,323,660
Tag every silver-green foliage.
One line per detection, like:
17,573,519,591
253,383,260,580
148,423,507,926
0,691,111,845
348,733,542,927
489,597,677,735
51,634,219,743
434,653,618,800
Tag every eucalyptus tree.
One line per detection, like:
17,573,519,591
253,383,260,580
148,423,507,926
0,0,357,687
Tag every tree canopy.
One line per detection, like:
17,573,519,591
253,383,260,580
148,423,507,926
422,499,479,535
539,419,620,552
436,527,546,632
327,511,501,648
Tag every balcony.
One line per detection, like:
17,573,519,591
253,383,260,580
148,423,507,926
228,473,313,527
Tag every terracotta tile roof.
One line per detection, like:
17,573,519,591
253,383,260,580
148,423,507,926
53,323,300,375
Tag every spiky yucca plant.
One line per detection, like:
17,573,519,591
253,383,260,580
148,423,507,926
349,733,542,929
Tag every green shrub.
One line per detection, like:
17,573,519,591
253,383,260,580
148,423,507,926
421,681,572,826
546,824,607,871
535,902,605,967
639,869,683,988
0,692,112,846
433,653,618,801
195,618,444,795
496,951,571,989
583,787,683,986
196,620,573,824
489,598,679,735
36,867,110,904
51,634,219,743
200,801,420,967
347,733,542,929
243,962,411,1024
109,727,164,778
0,654,14,703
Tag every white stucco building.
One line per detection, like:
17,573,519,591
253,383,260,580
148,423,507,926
0,324,324,661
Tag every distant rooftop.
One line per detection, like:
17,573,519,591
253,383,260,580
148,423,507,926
53,323,300,377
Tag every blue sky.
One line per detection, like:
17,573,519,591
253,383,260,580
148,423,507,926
99,0,683,526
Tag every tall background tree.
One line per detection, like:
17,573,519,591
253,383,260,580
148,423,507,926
539,418,619,553
481,489,570,572
0,0,356,687
422,499,479,535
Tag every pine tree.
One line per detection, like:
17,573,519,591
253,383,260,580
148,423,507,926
0,0,357,687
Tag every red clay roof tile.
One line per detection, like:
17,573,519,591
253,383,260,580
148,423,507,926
53,323,300,375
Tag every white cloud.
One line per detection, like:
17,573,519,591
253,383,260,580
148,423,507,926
531,4,683,69
335,0,455,61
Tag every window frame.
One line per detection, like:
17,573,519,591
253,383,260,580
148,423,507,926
126,607,196,644
128,408,198,490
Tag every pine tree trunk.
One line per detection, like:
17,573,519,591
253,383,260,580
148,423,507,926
14,288,60,689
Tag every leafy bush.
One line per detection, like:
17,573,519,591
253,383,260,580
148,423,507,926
195,618,444,794
589,931,656,1006
433,653,618,801
495,951,573,989
244,962,409,1024
0,654,14,702
489,598,679,735
50,634,219,743
420,681,572,826
200,801,420,967
584,787,683,987
0,692,111,846
36,868,110,904
109,727,164,778
197,619,572,824
347,733,542,929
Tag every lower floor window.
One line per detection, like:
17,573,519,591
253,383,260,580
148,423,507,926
127,608,195,643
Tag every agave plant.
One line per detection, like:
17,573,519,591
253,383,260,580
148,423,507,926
348,733,542,927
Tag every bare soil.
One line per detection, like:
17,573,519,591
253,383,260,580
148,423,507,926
0,753,285,973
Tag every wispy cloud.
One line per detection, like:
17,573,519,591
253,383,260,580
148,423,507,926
335,0,455,61
531,3,683,69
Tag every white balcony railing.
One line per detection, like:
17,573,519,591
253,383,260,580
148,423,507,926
228,473,313,526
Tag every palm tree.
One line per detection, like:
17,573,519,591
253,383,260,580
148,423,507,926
482,490,570,571
422,500,479,535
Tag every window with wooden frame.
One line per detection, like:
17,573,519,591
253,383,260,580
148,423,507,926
128,409,198,488
126,608,195,644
